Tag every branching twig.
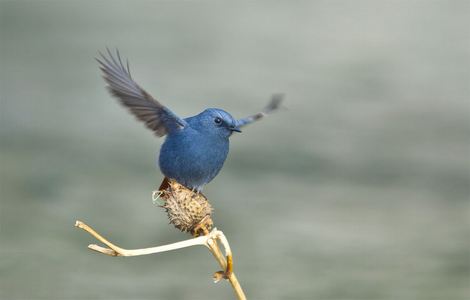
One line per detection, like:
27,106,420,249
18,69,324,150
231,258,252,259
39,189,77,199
75,220,246,300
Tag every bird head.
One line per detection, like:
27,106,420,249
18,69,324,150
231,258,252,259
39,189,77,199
193,108,242,138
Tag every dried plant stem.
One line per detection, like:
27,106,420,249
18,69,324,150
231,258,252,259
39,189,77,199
75,220,246,300
208,240,245,300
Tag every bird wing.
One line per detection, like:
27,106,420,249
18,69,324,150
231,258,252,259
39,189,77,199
97,49,187,137
236,93,284,127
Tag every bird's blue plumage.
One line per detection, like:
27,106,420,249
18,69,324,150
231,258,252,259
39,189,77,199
98,49,283,191
159,109,234,191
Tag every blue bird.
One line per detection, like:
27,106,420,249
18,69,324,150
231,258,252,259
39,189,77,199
97,49,283,192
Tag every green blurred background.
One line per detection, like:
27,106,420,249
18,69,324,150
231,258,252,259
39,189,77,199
1,1,469,299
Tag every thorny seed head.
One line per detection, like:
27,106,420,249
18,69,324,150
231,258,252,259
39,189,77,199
158,179,213,235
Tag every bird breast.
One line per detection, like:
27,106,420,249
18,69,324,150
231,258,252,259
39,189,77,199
158,131,229,189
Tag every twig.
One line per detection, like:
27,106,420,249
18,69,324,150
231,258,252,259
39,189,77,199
207,237,245,299
75,220,246,300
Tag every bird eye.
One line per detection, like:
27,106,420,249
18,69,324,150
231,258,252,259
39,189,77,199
214,117,222,125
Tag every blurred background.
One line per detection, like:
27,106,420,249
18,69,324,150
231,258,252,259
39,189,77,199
1,1,469,299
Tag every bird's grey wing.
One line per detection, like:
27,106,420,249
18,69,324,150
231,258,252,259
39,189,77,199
236,93,284,127
97,49,187,137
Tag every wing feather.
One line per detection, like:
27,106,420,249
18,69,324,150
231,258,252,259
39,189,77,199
236,94,284,127
97,49,187,136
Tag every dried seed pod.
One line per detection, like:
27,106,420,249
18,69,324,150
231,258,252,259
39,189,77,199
159,178,213,236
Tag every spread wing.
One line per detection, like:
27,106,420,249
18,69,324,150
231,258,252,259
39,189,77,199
97,49,187,137
236,93,284,127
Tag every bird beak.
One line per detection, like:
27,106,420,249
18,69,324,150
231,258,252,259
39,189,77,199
230,126,242,133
